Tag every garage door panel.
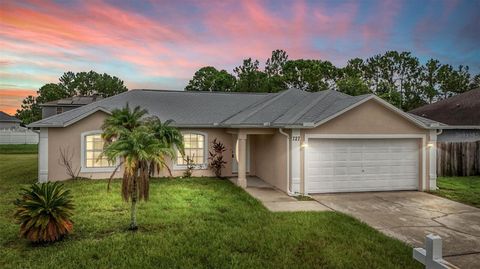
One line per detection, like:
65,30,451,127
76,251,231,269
306,138,419,193
308,178,414,188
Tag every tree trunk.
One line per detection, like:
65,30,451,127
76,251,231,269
130,177,138,230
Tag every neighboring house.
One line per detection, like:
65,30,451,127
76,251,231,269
410,88,480,142
0,111,22,129
0,111,38,144
40,95,103,119
29,89,442,194
410,88,480,176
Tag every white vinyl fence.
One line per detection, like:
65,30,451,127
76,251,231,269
0,128,39,144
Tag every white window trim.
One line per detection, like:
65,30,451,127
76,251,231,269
173,131,208,170
80,130,117,173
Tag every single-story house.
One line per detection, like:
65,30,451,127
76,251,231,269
0,111,22,129
29,88,443,194
0,111,38,144
410,87,480,142
40,95,103,119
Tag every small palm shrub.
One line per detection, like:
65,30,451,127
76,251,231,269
183,155,195,177
14,182,74,243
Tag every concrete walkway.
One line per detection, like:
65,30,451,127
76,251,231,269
230,177,330,212
312,191,480,269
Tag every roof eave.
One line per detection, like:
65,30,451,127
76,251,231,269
27,107,112,128
39,104,85,107
436,125,480,130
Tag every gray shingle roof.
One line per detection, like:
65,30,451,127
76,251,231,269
28,89,435,129
40,95,104,107
0,111,21,123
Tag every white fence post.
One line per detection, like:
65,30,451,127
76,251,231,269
413,234,455,269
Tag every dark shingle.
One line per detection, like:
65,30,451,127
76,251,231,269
409,88,480,126
0,111,21,122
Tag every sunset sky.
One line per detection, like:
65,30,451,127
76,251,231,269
0,0,479,115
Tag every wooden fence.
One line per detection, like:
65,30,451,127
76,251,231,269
437,141,480,176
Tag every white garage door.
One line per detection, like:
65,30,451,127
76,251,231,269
306,139,419,193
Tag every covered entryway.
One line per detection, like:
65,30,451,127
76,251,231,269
305,138,420,193
228,128,280,189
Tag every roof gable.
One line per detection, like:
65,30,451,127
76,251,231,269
313,97,427,133
312,95,431,129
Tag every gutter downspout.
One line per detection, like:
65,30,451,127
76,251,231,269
279,128,295,196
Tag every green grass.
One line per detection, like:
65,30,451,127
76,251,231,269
0,150,421,269
0,144,38,154
433,176,480,208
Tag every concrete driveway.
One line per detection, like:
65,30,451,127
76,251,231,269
312,192,480,269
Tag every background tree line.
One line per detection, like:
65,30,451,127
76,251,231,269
16,71,128,124
186,50,480,111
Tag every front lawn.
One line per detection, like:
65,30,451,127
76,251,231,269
433,176,480,208
0,151,421,269
0,144,38,154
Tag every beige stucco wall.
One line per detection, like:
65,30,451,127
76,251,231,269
165,128,236,178
48,111,121,181
47,111,238,181
252,131,288,192
300,99,432,193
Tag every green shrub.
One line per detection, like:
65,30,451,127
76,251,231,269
14,182,74,243
208,138,227,178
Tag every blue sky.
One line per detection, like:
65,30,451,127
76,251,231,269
0,0,479,114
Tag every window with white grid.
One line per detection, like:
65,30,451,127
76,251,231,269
84,134,113,168
176,133,206,166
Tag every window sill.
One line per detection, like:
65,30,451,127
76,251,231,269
80,167,117,173
173,164,208,171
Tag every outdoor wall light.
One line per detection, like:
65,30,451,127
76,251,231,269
427,143,434,148
301,142,309,148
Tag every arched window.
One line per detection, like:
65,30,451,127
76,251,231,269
176,132,207,167
81,131,115,172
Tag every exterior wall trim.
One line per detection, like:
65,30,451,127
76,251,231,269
428,130,438,190
290,129,301,193
80,130,117,173
303,133,427,194
38,128,49,182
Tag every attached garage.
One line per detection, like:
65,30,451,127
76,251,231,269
305,138,421,193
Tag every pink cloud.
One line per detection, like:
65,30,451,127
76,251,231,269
359,0,403,54
5,0,471,115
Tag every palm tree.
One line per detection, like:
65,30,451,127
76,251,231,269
102,105,183,230
147,117,184,175
102,103,147,143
